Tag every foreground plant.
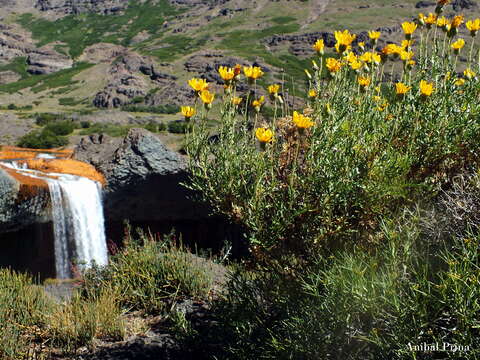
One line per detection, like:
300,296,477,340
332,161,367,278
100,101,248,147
184,1,480,266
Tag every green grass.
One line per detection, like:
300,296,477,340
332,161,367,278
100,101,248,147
147,35,211,62
0,57,30,79
0,62,93,94
18,0,181,58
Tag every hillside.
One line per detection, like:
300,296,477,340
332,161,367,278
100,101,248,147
0,0,478,146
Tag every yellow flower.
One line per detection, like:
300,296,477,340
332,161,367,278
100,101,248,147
395,82,411,95
357,76,371,88
312,39,325,54
436,16,450,29
451,15,464,28
402,22,417,38
218,66,235,82
293,111,314,129
232,96,243,105
466,19,480,36
425,13,437,27
344,51,357,63
334,29,356,53
400,50,414,62
418,13,426,25
255,128,273,143
308,89,317,98
188,78,208,92
243,66,264,81
464,68,476,79
350,60,363,71
382,43,402,56
377,102,388,112
268,84,280,95
359,52,373,63
368,30,381,41
454,78,466,86
451,38,465,53
401,39,414,49
200,90,215,104
358,41,365,50
407,60,416,68
326,58,342,73
419,80,434,97
181,106,195,119
252,96,265,111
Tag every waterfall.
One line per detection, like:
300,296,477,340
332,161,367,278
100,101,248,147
1,162,108,278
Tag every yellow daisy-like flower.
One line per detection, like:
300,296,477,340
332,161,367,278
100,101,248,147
334,29,356,53
401,39,414,49
326,58,342,73
312,38,325,54
418,13,426,25
436,16,450,29
424,13,437,27
358,41,365,50
200,90,215,105
402,22,417,38
419,80,434,97
466,19,480,36
252,96,265,112
368,30,381,43
350,60,363,71
255,128,273,143
395,82,411,95
455,78,466,86
464,68,476,79
243,66,264,81
360,51,382,65
218,66,235,82
268,84,280,95
451,15,464,28
400,50,414,62
188,78,208,93
451,38,465,53
308,89,317,98
357,76,371,88
181,106,195,119
344,51,357,63
293,111,314,129
359,52,373,63
382,43,402,56
232,96,243,106
377,102,388,112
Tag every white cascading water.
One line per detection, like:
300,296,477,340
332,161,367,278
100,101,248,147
2,161,108,278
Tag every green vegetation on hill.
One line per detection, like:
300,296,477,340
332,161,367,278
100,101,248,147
0,57,30,79
0,62,93,94
18,0,180,58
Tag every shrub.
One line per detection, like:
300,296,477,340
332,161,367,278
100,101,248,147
80,120,91,129
168,121,190,134
17,129,69,149
144,120,158,133
0,269,54,358
185,26,480,264
44,120,75,136
35,112,64,126
82,229,215,314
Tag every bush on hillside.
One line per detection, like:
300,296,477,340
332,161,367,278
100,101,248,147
17,129,69,149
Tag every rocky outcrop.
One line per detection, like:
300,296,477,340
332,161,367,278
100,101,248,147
73,129,209,221
0,24,72,74
0,70,21,84
34,0,129,15
26,52,73,75
0,167,50,232
92,52,185,108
